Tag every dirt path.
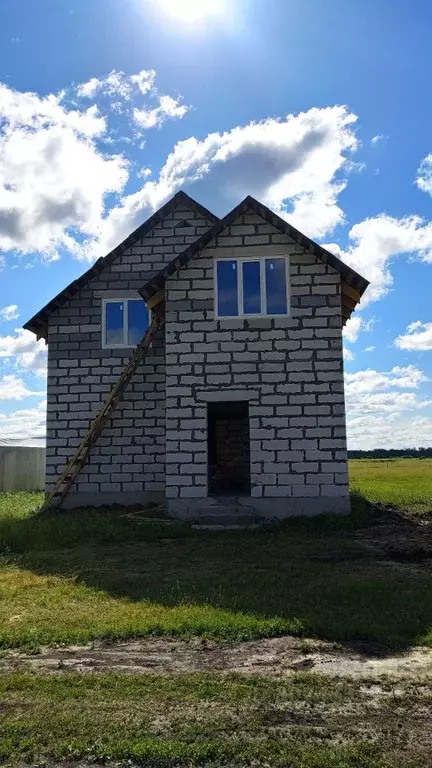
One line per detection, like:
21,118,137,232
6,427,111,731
2,635,432,679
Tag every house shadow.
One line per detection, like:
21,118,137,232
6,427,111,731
2,495,432,656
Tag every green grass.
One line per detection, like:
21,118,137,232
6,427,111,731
349,458,432,513
0,477,432,651
1,671,431,767
1,466,432,767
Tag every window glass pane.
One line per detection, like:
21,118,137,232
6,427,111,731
127,300,149,345
265,259,288,314
242,261,261,314
105,302,124,345
217,260,238,316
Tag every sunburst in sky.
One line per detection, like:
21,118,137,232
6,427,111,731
157,0,224,23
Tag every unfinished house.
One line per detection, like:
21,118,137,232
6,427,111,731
25,191,369,518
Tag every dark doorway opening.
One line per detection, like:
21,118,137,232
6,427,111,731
207,401,250,495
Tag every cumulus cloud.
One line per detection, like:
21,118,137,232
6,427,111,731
325,214,432,306
0,81,129,259
0,304,19,321
91,105,359,258
348,390,431,415
0,70,191,262
76,69,156,99
0,329,47,376
345,365,426,395
0,82,106,136
416,154,432,196
0,80,362,267
347,414,432,450
395,320,432,351
0,398,46,439
343,315,374,344
345,365,432,448
343,315,374,361
133,95,189,130
0,374,44,400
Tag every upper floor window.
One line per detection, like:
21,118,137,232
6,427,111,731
215,257,289,318
102,298,148,348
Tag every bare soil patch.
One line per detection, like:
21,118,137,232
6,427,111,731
355,502,432,563
2,634,432,679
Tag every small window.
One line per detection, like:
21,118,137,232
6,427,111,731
216,260,238,317
215,257,289,318
102,298,148,348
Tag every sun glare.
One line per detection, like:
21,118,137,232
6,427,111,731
158,0,223,23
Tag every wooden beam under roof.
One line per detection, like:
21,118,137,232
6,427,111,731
146,290,164,310
342,281,361,303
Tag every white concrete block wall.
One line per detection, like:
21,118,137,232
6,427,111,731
164,210,350,517
45,202,214,507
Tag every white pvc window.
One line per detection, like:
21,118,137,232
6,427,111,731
102,298,148,348
215,257,289,318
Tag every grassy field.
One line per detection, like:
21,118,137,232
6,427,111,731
2,671,432,767
1,462,432,766
0,463,431,651
349,457,432,513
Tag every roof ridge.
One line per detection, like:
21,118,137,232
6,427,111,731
140,195,369,318
24,190,218,339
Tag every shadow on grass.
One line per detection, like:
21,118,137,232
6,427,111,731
1,493,432,653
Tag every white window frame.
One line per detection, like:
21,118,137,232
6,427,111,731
102,297,147,349
214,256,290,319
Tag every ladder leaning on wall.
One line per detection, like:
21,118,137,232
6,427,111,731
40,307,164,513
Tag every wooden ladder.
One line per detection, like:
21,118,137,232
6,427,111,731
40,314,164,512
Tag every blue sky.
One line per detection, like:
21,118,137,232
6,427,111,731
0,0,431,448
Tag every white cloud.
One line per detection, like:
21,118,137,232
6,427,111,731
0,304,19,321
0,71,195,261
416,154,432,196
325,214,432,306
76,77,101,100
347,414,432,450
371,134,388,146
348,390,431,416
130,70,157,95
345,365,426,396
76,69,156,100
395,321,432,351
0,82,106,136
91,105,359,259
345,365,432,449
0,399,46,439
343,316,374,361
133,95,189,130
343,315,374,343
0,374,44,400
364,345,375,352
0,329,47,376
0,80,129,259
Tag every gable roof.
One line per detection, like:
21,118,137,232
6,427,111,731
23,191,219,340
139,195,369,324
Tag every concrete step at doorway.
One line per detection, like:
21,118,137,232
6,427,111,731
191,512,263,528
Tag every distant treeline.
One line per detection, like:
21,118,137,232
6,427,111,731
349,448,432,459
